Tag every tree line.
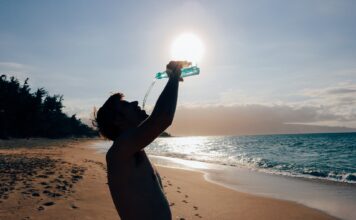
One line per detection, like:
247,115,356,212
0,75,98,139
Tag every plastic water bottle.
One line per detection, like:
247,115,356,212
155,66,200,79
142,65,200,109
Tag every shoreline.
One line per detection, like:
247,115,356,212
149,155,356,220
90,139,356,220
92,140,350,220
151,154,356,184
0,138,344,220
156,166,338,220
91,138,356,185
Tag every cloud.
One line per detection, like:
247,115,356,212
301,83,356,121
165,82,356,135
60,82,356,135
0,62,27,69
326,88,356,95
167,104,355,136
303,83,356,97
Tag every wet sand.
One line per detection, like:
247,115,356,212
0,139,338,220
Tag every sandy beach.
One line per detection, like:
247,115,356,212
0,139,338,220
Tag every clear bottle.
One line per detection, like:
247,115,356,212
155,66,200,79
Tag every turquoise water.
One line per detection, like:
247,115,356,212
147,133,356,183
93,132,356,184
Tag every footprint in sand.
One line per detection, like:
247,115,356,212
37,206,44,211
177,190,181,193
32,192,40,197
185,195,189,198
43,201,55,206
193,206,198,210
195,213,203,218
169,202,175,206
182,200,188,203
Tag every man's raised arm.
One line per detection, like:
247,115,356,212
111,61,188,158
149,61,186,128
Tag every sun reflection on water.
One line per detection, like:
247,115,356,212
147,136,229,164
154,136,209,155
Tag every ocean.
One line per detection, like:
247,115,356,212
93,132,356,184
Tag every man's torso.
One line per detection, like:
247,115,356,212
106,148,171,220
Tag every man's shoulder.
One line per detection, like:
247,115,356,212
106,134,144,161
106,126,156,162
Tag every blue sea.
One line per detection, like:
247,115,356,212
91,132,356,219
92,133,356,184
146,132,356,184
94,132,356,184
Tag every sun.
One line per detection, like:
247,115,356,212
171,33,204,63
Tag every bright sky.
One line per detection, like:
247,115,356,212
1,0,356,135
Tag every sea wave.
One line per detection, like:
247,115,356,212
91,133,356,184
147,151,356,184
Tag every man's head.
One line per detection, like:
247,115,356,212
94,93,149,141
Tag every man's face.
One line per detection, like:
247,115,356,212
114,100,148,129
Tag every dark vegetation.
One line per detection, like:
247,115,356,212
0,75,98,139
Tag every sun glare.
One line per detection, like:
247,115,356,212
171,33,204,63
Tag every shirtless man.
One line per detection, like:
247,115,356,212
95,61,189,220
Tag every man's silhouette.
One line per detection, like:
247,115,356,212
95,61,189,220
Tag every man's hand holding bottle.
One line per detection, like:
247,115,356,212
166,61,191,82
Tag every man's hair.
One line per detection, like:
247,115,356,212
94,93,124,141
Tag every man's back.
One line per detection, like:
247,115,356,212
106,147,171,220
